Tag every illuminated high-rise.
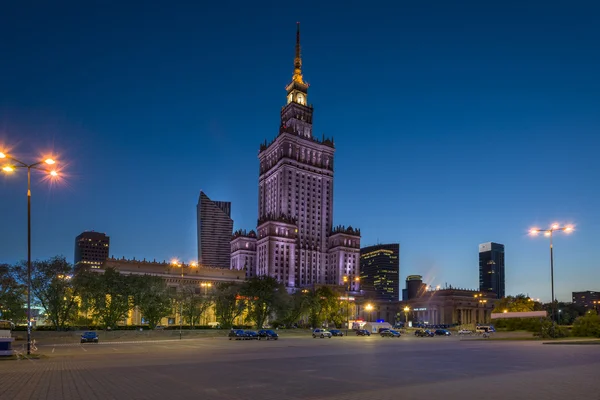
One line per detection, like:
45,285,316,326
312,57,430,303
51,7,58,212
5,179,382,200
360,244,400,301
232,24,361,289
479,242,505,299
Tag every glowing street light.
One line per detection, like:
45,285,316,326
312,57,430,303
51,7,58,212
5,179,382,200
403,306,410,326
365,303,374,322
1,150,61,355
528,223,575,325
342,275,360,335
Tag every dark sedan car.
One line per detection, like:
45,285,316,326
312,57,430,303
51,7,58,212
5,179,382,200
434,329,451,336
380,329,401,338
355,329,371,336
228,329,246,340
80,331,99,343
415,329,434,337
257,329,279,340
329,329,344,337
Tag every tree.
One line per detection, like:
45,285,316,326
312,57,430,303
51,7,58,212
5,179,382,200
76,268,132,329
0,264,26,323
241,276,284,329
572,310,600,338
304,287,344,328
492,294,543,313
274,291,310,328
132,275,173,329
14,256,78,330
179,284,212,328
214,283,245,329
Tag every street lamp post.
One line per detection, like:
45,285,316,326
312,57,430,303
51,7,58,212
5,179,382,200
403,306,410,327
365,303,373,323
529,224,574,326
1,152,59,355
171,260,185,339
343,276,359,336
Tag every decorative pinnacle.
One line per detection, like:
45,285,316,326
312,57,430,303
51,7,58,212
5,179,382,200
292,22,304,84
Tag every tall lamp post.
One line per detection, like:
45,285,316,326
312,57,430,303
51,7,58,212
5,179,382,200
171,259,192,340
343,276,359,336
529,224,574,325
403,306,410,327
1,151,59,355
365,303,373,323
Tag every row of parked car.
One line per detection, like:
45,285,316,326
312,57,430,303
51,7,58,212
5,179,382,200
414,329,452,337
313,328,403,338
228,329,279,340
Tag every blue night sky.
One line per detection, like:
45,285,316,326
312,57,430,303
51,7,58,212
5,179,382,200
1,1,598,301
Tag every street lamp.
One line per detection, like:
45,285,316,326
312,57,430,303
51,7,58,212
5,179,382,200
365,303,373,322
201,282,212,296
1,151,59,355
403,306,410,327
171,260,185,339
529,223,574,325
343,276,359,335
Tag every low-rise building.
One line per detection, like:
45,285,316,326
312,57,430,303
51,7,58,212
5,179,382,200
572,290,600,309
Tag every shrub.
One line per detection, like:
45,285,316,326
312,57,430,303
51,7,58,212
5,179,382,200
572,311,600,338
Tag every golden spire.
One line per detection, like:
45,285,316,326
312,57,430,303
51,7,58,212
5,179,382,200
292,22,304,84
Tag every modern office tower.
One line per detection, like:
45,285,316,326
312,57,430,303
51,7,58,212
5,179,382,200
360,244,400,301
197,191,233,268
404,275,427,300
74,231,110,269
479,242,505,299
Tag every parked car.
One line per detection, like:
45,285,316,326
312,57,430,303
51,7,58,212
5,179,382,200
244,330,259,340
312,329,332,338
257,329,279,340
434,329,451,336
154,325,166,330
458,329,472,335
414,329,434,337
355,329,371,336
228,329,246,340
80,331,99,343
380,329,401,338
329,329,344,337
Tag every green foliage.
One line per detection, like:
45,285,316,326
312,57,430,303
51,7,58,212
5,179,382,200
75,268,132,329
214,283,245,329
241,276,284,329
179,284,212,328
132,275,173,329
492,294,543,313
0,264,27,323
302,287,345,328
14,256,78,330
273,291,310,328
494,317,545,332
572,310,600,338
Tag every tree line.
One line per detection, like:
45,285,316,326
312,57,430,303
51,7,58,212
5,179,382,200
0,256,352,331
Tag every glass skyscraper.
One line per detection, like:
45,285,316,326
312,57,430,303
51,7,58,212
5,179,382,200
479,242,505,299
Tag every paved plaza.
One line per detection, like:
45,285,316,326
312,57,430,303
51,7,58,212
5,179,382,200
1,335,599,400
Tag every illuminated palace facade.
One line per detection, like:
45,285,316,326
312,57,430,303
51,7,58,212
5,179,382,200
231,24,361,290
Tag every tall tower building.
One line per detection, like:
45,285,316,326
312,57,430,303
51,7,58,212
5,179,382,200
360,244,400,301
74,231,110,269
197,191,233,268
251,24,360,288
479,242,505,299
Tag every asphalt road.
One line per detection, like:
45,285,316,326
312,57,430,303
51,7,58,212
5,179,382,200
1,334,599,400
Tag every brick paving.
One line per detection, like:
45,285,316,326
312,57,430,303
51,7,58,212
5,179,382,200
1,336,599,400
